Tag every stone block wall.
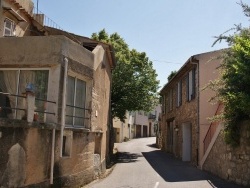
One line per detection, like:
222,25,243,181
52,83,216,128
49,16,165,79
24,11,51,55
0,119,99,188
53,130,96,188
0,121,52,187
203,121,250,186
161,65,198,165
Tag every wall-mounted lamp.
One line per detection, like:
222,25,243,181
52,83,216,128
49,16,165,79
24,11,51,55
174,126,179,132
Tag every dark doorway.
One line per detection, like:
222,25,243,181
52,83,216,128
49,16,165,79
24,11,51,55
149,122,152,137
136,125,141,138
143,126,147,137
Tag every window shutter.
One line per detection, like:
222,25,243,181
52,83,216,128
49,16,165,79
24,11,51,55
176,81,182,107
186,75,189,101
179,80,182,105
192,68,195,99
176,84,178,107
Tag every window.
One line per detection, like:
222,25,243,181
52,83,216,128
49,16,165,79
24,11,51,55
0,70,49,120
4,19,16,36
167,89,173,112
176,80,182,107
65,75,86,127
161,95,166,114
62,131,72,157
186,69,195,101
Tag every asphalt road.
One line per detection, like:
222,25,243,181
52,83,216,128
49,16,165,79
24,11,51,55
86,137,243,188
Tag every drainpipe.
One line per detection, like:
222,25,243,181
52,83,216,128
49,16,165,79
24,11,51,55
191,57,199,167
60,57,68,157
50,128,55,184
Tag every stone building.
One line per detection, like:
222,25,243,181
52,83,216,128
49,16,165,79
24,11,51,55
133,111,149,138
113,112,132,143
113,105,161,143
0,0,115,187
160,49,250,186
159,50,222,166
148,104,161,137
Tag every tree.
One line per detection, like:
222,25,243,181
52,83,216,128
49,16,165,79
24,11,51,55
92,29,159,121
167,70,177,82
211,2,250,146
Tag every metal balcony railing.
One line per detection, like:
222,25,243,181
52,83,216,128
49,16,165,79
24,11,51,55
0,92,56,122
32,6,63,30
65,104,90,128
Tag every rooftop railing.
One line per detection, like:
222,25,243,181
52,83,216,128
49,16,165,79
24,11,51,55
32,6,63,30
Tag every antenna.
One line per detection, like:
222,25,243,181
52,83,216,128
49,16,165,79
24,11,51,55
37,0,39,14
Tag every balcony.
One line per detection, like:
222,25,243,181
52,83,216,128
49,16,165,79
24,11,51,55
148,113,156,120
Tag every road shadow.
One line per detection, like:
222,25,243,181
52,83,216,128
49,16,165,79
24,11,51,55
147,143,157,148
142,149,244,188
116,152,143,163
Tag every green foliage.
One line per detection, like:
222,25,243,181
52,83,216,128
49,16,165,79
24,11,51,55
92,29,159,121
212,2,250,146
167,70,177,82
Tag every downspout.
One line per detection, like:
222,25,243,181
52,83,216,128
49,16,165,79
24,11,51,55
191,57,199,167
60,57,68,157
50,128,55,184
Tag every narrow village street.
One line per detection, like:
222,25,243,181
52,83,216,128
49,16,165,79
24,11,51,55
86,137,243,188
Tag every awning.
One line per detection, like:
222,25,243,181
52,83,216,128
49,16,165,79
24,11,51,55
3,6,27,22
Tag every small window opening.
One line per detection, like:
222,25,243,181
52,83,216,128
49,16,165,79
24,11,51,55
62,134,72,157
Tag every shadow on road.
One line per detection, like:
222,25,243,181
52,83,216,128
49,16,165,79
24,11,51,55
147,143,157,148
116,152,143,163
142,149,244,188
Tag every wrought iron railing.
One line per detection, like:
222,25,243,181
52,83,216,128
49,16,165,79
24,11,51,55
0,92,56,121
65,104,90,128
32,6,63,30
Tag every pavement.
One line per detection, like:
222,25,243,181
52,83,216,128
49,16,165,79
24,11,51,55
85,137,245,188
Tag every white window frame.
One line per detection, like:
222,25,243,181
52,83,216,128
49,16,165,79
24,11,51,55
4,18,16,36
65,75,87,127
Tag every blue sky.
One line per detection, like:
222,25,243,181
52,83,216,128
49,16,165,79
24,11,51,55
38,0,249,88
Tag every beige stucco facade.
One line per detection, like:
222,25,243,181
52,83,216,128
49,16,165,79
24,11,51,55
0,1,115,187
113,112,131,143
0,0,41,37
197,50,221,164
